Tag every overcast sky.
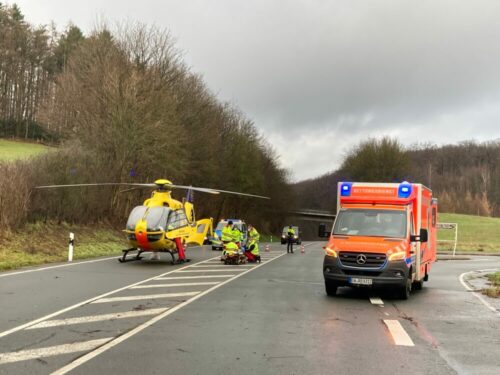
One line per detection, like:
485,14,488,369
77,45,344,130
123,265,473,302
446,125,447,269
13,0,500,181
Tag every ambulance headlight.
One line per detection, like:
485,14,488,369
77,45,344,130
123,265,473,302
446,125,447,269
388,251,406,261
324,246,338,257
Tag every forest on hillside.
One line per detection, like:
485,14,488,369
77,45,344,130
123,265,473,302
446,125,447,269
0,4,292,232
294,139,500,217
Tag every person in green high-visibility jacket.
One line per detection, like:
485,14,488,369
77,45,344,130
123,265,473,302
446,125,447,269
221,221,234,243
286,225,296,254
245,238,260,263
231,225,242,244
224,241,239,256
248,224,260,242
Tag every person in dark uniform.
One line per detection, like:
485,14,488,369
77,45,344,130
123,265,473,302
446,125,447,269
286,225,296,254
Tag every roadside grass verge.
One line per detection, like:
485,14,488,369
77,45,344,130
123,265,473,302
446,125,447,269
482,272,500,298
0,222,123,271
0,139,54,161
438,213,500,253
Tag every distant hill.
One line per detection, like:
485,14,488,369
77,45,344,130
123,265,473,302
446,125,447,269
293,140,500,217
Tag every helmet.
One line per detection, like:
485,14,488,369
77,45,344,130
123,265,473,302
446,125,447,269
228,220,233,225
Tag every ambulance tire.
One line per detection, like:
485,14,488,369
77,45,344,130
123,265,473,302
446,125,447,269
325,280,338,296
412,280,424,290
399,276,412,300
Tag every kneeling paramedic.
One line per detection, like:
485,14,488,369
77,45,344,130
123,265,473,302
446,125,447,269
245,238,260,263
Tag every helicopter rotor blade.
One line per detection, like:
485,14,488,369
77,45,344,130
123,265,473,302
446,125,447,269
35,182,270,199
168,185,220,195
35,183,156,189
169,185,270,199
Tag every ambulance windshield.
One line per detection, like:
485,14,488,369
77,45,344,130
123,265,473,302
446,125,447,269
333,209,407,238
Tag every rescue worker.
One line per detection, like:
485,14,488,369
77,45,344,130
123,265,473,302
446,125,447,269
223,241,241,264
245,237,260,263
248,224,260,242
221,220,234,244
231,225,242,247
286,225,295,254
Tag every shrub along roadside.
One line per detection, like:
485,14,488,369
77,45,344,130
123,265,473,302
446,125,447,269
482,272,500,298
0,222,123,271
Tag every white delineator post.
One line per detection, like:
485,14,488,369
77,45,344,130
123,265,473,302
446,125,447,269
68,233,75,262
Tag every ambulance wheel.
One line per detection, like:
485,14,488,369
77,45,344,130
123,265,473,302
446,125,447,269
412,280,423,290
399,276,412,300
325,280,338,296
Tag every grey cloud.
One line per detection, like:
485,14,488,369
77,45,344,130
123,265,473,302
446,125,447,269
15,0,500,180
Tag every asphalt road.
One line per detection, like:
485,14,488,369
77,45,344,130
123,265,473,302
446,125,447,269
0,243,499,374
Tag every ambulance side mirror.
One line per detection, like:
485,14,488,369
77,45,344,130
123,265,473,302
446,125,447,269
420,228,428,243
410,228,428,243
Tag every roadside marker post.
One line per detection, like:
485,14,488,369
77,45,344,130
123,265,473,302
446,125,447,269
68,233,75,262
300,245,305,254
265,244,270,252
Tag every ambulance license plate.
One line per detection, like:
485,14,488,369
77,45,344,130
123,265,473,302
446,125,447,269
349,277,372,285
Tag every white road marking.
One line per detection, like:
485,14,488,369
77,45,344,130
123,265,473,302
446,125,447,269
0,246,205,278
0,338,112,365
131,282,219,289
155,275,235,280
177,268,247,273
191,264,253,268
459,269,500,316
383,320,415,346
0,256,219,339
92,291,200,303
52,251,289,375
384,312,390,316
0,257,117,278
370,297,384,305
26,308,169,329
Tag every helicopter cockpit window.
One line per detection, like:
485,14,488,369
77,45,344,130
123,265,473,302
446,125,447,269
167,210,189,230
126,206,148,231
145,207,171,232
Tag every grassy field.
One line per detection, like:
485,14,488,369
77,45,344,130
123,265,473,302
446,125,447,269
0,222,123,271
438,213,500,252
0,139,53,161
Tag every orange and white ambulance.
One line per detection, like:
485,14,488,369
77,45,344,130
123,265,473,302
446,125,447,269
323,182,437,299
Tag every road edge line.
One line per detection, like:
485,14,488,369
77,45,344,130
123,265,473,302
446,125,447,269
459,269,500,316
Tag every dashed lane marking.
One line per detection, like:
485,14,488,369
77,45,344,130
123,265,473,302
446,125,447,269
51,251,288,375
0,338,113,365
131,282,219,289
91,291,200,304
383,320,415,346
155,275,235,280
26,308,169,329
370,297,384,305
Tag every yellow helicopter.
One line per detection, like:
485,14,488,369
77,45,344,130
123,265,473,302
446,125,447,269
36,179,269,264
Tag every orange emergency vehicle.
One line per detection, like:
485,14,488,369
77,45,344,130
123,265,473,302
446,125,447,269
323,182,437,299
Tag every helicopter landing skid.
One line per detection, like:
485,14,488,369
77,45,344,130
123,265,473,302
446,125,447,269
118,248,144,263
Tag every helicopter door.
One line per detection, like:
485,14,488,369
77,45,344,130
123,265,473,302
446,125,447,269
185,218,213,246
